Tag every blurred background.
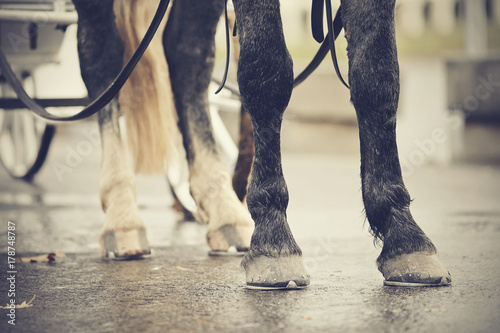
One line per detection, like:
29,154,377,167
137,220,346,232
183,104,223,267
19,0,500,172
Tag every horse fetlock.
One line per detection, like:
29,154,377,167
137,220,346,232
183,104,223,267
100,228,151,259
247,173,289,210
190,157,254,233
243,254,310,290
378,252,451,287
99,185,136,212
98,162,136,211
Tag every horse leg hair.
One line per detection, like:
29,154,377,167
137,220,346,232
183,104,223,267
233,0,310,289
163,0,253,253
341,0,450,285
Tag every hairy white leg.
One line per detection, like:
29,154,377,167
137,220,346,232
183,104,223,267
189,138,253,252
73,0,151,259
98,118,150,258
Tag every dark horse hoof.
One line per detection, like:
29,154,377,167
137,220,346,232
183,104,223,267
101,229,151,260
379,253,451,287
244,255,310,290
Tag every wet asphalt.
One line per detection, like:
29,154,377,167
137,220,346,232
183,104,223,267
0,119,499,333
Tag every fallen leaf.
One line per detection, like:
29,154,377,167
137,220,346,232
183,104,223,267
20,252,66,263
0,295,35,309
424,308,447,312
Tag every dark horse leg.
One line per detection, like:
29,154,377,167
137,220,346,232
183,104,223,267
73,0,150,258
341,0,451,286
164,0,253,253
233,0,309,289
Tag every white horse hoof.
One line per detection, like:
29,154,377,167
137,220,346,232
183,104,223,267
101,228,151,259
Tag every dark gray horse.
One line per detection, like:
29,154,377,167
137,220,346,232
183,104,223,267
73,0,451,289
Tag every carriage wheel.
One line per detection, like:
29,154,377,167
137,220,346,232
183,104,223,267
0,76,55,181
0,109,55,181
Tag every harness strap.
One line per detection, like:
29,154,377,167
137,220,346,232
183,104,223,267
214,0,231,94
324,0,349,89
294,4,344,88
0,0,170,122
214,3,347,95
311,0,325,43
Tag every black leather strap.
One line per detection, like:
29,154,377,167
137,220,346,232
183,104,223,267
325,0,349,88
215,0,231,94
294,4,347,88
311,0,325,43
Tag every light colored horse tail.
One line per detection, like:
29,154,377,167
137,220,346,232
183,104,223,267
113,0,180,174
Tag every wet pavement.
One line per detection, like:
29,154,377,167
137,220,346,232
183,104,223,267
1,120,500,333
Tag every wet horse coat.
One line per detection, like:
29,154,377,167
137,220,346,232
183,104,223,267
73,0,451,288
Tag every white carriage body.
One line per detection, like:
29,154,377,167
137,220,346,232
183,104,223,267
0,0,76,72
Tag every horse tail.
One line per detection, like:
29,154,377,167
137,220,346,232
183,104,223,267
113,0,180,174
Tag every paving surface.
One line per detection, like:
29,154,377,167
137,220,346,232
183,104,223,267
0,120,499,333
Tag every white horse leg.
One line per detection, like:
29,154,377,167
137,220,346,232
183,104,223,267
98,100,149,258
74,0,150,258
189,140,253,253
